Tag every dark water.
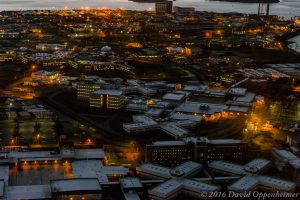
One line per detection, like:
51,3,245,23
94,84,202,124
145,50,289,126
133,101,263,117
0,0,299,18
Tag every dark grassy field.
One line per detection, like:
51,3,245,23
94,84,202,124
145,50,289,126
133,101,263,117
0,62,27,88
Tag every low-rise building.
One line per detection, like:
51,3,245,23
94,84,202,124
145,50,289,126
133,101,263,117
146,137,247,166
77,82,101,100
271,148,300,188
90,89,125,109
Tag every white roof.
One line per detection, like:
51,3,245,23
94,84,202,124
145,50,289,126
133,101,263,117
256,175,295,191
72,160,128,183
245,159,270,172
149,178,182,198
151,141,186,146
136,86,156,95
159,123,188,137
226,106,249,113
162,93,185,101
101,166,129,176
120,177,143,189
126,103,148,110
183,179,220,192
136,163,171,179
7,185,52,200
209,139,242,145
289,159,300,169
71,160,105,178
183,85,207,93
0,151,57,162
227,88,247,96
175,102,227,115
171,113,202,122
145,108,163,117
149,178,220,199
32,70,58,77
209,159,270,175
123,122,157,130
170,161,202,177
92,89,123,96
234,92,255,103
229,175,296,192
272,148,298,161
51,178,101,193
132,115,157,125
228,176,258,191
74,148,105,160
209,160,245,175
123,115,158,131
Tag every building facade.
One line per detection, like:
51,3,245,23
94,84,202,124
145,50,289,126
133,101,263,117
145,137,247,167
155,1,173,14
77,82,101,100
145,141,193,167
90,89,124,109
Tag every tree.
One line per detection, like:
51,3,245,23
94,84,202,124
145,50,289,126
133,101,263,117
33,121,41,143
12,118,20,145
33,122,41,135
53,119,64,144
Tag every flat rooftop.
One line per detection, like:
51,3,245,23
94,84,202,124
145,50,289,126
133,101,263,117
120,177,143,189
175,102,227,115
151,141,186,146
72,160,128,183
209,139,243,145
229,175,296,192
183,85,207,93
170,161,202,177
92,89,123,96
234,92,255,103
209,159,270,176
6,185,52,200
159,123,188,138
228,88,247,96
50,178,101,194
149,178,182,198
162,93,186,101
136,163,171,179
171,113,202,122
74,148,105,160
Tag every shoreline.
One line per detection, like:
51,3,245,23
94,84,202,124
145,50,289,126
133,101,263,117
0,0,298,19
209,0,279,3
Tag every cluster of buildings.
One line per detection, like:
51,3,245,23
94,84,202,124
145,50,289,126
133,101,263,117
145,137,247,167
73,76,260,127
24,70,61,86
0,148,130,199
120,81,260,138
0,146,298,200
267,63,300,79
0,97,53,120
0,6,299,200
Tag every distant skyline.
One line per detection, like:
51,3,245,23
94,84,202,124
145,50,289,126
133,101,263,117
0,0,300,18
